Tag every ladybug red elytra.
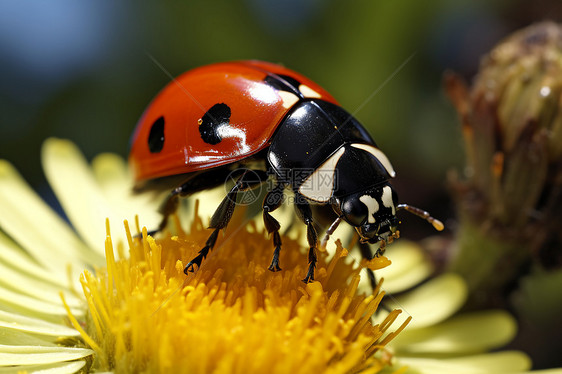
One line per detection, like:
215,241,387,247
129,60,443,283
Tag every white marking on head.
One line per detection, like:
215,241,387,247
359,194,379,223
299,147,345,202
299,84,322,98
381,186,395,215
351,143,396,178
279,91,300,109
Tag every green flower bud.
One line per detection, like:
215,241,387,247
445,22,562,304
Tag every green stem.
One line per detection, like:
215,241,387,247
449,221,531,308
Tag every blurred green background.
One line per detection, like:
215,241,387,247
2,0,559,223
1,0,562,369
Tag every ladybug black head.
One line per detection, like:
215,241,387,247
335,182,399,243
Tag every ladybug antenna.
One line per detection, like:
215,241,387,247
321,216,343,247
396,204,444,232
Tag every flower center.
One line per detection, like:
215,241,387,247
67,208,409,373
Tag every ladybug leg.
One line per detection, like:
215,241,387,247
374,238,387,257
184,170,268,274
295,197,318,283
184,228,220,273
150,184,190,235
135,190,179,237
358,237,392,312
358,240,377,290
262,183,285,272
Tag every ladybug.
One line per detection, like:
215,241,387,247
130,60,443,283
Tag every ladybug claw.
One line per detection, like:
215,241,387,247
268,246,282,272
133,228,159,239
183,247,210,274
301,261,316,283
374,240,387,258
145,229,160,237
183,263,196,274
268,263,282,272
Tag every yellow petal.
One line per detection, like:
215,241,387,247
0,310,79,338
394,351,531,373
0,259,82,309
41,138,120,251
0,328,57,346
0,232,71,290
392,310,517,354
389,273,467,328
0,286,83,321
91,153,161,229
0,344,92,365
0,360,86,374
0,160,99,274
91,153,130,192
371,241,433,294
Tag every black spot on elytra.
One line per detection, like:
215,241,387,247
148,116,165,153
199,103,231,145
264,74,303,97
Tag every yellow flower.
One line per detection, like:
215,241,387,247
75,210,407,373
0,139,407,373
1,138,560,373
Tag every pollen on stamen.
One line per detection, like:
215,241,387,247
67,207,408,373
